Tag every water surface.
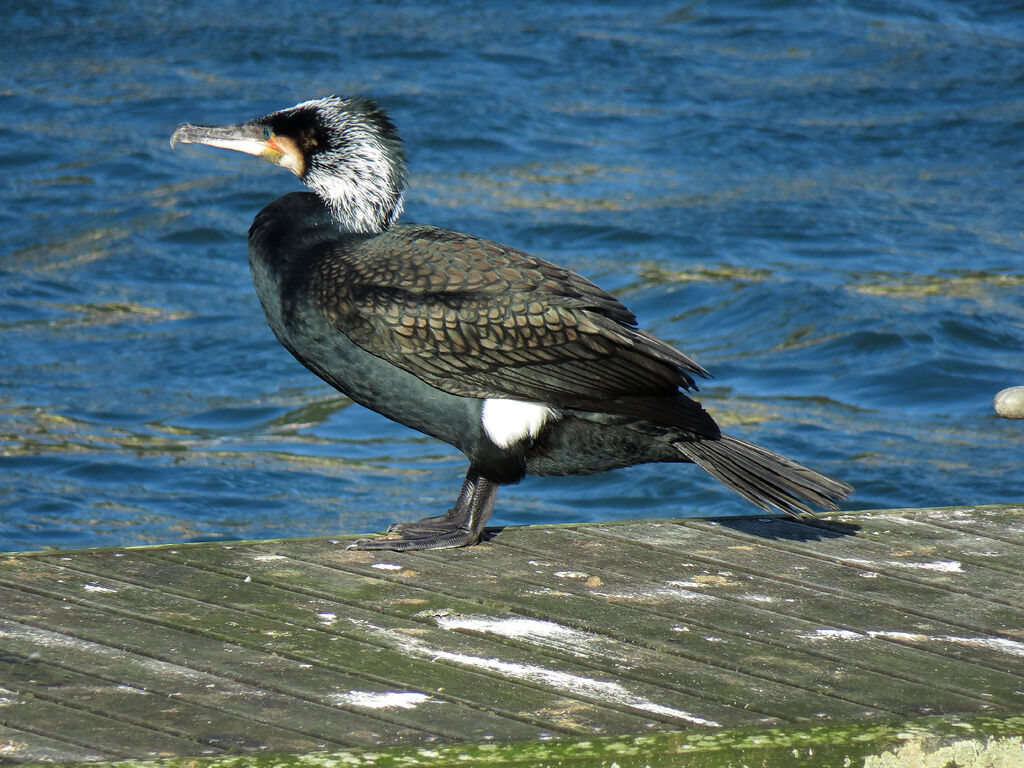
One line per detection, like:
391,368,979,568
2,1,1022,551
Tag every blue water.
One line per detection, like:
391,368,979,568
2,1,1022,552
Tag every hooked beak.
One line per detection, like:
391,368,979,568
170,122,286,166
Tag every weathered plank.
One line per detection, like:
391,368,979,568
0,578,562,743
0,617,357,753
0,504,1022,767
149,543,872,724
12,552,694,733
240,534,1005,716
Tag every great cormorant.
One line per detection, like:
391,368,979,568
170,95,851,551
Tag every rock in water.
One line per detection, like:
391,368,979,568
994,386,1024,419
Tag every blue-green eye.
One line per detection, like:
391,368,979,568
262,126,271,140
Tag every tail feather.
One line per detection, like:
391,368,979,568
674,434,852,517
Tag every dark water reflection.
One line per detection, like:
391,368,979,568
2,1,1022,550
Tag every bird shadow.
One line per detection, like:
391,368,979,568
708,515,861,541
480,527,507,543
480,515,859,545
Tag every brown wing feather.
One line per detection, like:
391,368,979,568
308,223,713,428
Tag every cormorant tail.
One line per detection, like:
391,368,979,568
674,435,852,518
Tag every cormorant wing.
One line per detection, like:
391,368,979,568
310,224,715,430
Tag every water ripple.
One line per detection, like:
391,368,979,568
2,1,1022,551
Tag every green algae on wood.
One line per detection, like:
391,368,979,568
11,714,1024,768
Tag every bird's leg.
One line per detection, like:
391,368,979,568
347,470,498,551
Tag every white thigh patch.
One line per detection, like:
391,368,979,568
481,399,553,449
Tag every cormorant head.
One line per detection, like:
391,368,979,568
171,96,407,234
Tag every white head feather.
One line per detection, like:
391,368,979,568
264,96,408,234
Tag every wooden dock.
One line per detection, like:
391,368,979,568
1,504,1023,767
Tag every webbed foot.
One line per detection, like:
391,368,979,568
347,471,498,552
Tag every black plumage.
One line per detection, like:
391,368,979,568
171,95,852,551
